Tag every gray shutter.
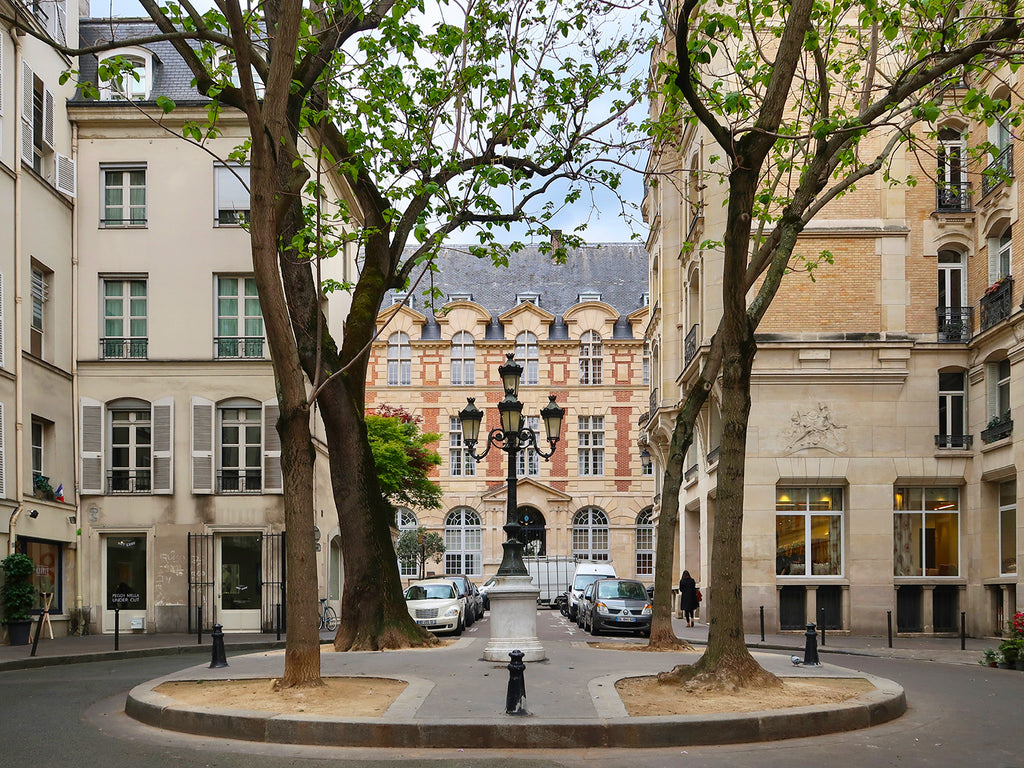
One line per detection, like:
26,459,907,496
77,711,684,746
80,398,104,495
20,62,33,167
0,402,6,498
988,237,999,284
151,397,173,494
54,0,67,45
191,397,214,494
55,154,75,197
262,398,282,494
42,87,53,150
0,273,6,368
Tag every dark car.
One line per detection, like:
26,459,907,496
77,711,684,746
583,578,652,637
442,575,483,623
577,582,596,628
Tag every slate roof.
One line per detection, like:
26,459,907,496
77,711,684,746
390,244,649,339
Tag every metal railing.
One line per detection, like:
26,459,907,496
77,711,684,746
649,387,658,418
107,470,152,494
934,434,973,449
936,306,973,342
980,277,1014,331
936,182,973,213
101,337,148,359
216,469,263,494
982,145,1014,197
215,337,265,359
981,416,1013,444
684,324,698,366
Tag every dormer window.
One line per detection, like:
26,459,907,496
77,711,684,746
392,292,413,308
517,292,540,305
448,293,473,303
98,49,153,101
214,49,266,98
577,292,602,303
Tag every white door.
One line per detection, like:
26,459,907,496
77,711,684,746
217,533,263,632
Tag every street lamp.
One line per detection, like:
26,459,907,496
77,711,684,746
459,352,565,661
459,353,564,577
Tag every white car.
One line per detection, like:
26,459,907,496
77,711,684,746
404,579,465,635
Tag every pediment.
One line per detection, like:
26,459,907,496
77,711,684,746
376,302,427,327
498,301,555,325
481,476,573,504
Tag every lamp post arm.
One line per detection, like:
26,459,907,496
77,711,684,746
465,428,506,463
518,428,559,460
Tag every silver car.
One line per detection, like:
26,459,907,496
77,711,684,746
584,578,653,637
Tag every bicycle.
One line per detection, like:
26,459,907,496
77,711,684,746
318,598,339,631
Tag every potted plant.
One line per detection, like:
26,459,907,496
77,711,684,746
1,553,36,645
33,475,56,501
980,648,999,668
998,638,1019,669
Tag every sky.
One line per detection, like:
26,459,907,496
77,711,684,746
88,0,650,247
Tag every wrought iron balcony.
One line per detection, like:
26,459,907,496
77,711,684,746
217,469,262,494
981,145,1014,197
101,337,148,359
936,306,972,342
107,470,152,494
936,182,972,213
981,415,1013,444
685,324,699,367
934,434,973,449
980,277,1014,331
649,387,658,417
215,337,265,359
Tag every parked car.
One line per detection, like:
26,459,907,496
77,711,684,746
583,578,652,637
442,575,483,624
404,579,465,635
567,562,617,620
479,576,497,610
577,582,596,628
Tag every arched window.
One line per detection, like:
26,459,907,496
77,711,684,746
937,369,969,449
396,508,418,577
635,508,654,577
387,332,411,386
451,331,475,385
214,48,266,98
515,331,539,385
444,508,482,575
579,330,603,385
98,50,151,100
572,507,609,561
937,127,967,211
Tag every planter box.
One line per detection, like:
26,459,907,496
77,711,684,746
5,619,33,645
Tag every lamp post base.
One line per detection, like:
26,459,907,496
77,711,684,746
482,575,546,662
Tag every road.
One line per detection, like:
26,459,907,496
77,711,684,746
0,612,1017,768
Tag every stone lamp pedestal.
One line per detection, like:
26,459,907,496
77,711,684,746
482,575,545,662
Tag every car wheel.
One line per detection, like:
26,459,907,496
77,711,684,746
453,612,464,636
590,620,601,636
640,628,650,639
465,605,474,627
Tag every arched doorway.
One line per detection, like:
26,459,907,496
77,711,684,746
518,506,546,556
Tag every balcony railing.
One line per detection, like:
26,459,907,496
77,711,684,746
981,415,1013,444
649,387,658,418
217,469,262,494
215,337,265,359
684,463,698,482
685,324,699,367
982,145,1014,197
936,182,973,213
107,470,151,494
101,337,148,359
980,277,1014,332
935,434,973,449
707,446,720,464
936,306,973,342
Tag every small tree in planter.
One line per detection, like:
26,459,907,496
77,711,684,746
1,553,36,645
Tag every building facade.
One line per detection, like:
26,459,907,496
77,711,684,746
368,245,657,585
642,58,1022,637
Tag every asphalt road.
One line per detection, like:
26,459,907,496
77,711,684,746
0,614,1019,768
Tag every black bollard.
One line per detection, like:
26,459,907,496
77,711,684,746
210,623,229,668
276,603,282,641
820,607,826,646
505,649,527,715
960,611,966,651
197,605,203,645
114,608,120,651
887,610,893,648
759,605,765,642
803,622,820,666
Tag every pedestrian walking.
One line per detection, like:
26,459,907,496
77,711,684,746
678,570,700,627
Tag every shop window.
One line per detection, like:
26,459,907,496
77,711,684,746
775,487,843,576
999,480,1017,576
893,487,960,577
18,538,62,614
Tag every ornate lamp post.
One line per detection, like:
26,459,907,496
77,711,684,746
459,352,565,661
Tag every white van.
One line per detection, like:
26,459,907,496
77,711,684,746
567,562,616,620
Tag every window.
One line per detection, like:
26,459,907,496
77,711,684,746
988,227,1012,282
31,418,44,479
214,49,265,98
105,536,146,612
937,127,968,211
999,480,1016,576
21,64,53,176
893,487,960,577
775,487,843,576
216,276,264,358
577,292,602,303
108,407,151,493
579,330,603,385
991,358,1011,421
102,166,146,227
219,405,262,493
572,507,609,561
391,292,413,308
937,371,969,448
29,0,66,44
642,342,650,387
635,508,654,577
387,332,411,386
215,164,250,225
444,507,481,575
19,538,63,615
396,508,418,577
30,266,48,358
102,278,147,358
447,293,472,302
450,331,475,385
515,331,539,386
448,416,476,477
516,292,540,305
98,52,149,100
578,415,604,476
516,416,540,477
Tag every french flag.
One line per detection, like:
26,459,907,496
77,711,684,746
55,483,64,502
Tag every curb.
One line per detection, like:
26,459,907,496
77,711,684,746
124,670,906,749
0,641,286,672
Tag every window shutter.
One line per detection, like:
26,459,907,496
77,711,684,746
988,237,999,284
20,62,33,167
987,363,999,421
0,40,4,116
262,398,282,494
152,397,174,494
0,402,6,498
55,0,67,45
80,397,105,495
55,154,75,197
0,273,5,368
42,87,54,150
191,396,215,494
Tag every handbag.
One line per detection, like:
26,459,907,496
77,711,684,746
696,588,703,603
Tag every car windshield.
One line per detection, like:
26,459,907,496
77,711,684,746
597,581,647,600
406,584,456,600
573,573,607,590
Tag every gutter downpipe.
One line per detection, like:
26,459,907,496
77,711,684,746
71,121,82,613
7,24,25,556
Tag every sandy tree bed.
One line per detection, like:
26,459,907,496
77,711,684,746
153,642,874,717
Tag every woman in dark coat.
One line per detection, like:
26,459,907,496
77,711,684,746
678,570,699,627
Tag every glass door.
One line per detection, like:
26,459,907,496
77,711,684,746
217,534,262,631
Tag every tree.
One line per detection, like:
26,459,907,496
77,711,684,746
645,0,1023,689
395,527,446,580
366,405,443,512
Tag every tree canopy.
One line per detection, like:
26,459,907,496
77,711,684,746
366,405,442,511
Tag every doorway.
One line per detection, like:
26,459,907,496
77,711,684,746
217,534,262,631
